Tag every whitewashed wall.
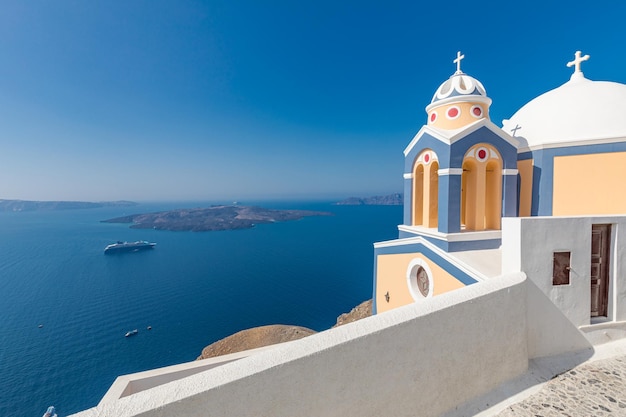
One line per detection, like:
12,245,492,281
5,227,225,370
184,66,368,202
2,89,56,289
72,274,529,417
502,216,626,357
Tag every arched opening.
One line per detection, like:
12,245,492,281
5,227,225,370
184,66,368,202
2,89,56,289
460,145,502,231
412,164,424,226
411,150,439,228
428,162,439,227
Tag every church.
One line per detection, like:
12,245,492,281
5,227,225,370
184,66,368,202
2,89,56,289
73,51,626,417
373,51,626,335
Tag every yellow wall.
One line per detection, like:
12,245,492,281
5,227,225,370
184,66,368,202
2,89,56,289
427,101,489,130
375,253,466,314
517,159,533,217
553,152,626,216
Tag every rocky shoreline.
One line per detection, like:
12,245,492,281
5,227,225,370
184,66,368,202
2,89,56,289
197,300,372,360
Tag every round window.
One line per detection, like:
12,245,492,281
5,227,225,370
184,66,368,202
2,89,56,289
470,105,483,118
406,259,433,300
416,266,429,297
476,147,488,161
446,106,461,120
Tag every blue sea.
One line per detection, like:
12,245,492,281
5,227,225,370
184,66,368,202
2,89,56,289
0,201,401,417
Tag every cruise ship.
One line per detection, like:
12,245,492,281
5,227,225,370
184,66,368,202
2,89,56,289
104,240,156,254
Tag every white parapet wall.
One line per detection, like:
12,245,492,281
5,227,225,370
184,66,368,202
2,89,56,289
72,273,529,417
98,344,282,405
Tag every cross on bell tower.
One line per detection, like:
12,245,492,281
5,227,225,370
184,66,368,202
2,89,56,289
453,51,465,74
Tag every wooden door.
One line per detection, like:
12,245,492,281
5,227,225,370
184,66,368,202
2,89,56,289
591,224,611,317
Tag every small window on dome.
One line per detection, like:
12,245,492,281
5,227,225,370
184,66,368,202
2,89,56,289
429,112,437,123
446,106,460,120
471,105,483,118
439,79,453,96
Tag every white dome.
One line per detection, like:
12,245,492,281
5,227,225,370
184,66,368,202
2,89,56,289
426,72,491,113
503,74,626,150
428,73,488,104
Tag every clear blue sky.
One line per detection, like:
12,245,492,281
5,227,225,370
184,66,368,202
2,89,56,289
1,1,625,202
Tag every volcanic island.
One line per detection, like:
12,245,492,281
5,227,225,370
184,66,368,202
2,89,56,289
101,205,332,232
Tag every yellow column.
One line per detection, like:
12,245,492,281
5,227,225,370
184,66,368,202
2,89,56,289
485,161,502,229
413,165,424,225
463,161,479,230
422,164,431,226
472,165,487,230
427,162,439,228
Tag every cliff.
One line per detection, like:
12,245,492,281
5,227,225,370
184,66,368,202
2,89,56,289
197,325,316,360
197,300,372,360
331,299,372,327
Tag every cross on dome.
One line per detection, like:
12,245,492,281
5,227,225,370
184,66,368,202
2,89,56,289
510,125,522,137
453,51,465,74
567,50,590,75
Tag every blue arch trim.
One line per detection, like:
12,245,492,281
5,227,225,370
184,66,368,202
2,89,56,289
431,88,483,102
404,133,452,172
449,127,518,169
375,243,479,286
403,126,519,231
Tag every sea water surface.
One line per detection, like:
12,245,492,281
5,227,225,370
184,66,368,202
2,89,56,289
0,201,401,417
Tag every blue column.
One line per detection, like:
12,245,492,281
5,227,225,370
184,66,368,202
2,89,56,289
502,173,518,217
403,177,412,226
438,173,461,233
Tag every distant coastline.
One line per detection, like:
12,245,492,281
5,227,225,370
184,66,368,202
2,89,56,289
0,199,137,212
101,205,332,232
335,193,403,206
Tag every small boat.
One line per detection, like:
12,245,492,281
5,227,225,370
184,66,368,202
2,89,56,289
42,406,57,417
104,240,156,254
125,329,138,337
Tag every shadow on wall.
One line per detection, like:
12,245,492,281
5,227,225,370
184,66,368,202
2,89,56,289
531,165,542,216
526,278,593,359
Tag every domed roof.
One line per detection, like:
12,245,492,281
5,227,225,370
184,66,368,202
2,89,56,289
503,57,626,150
430,72,488,105
425,52,491,112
